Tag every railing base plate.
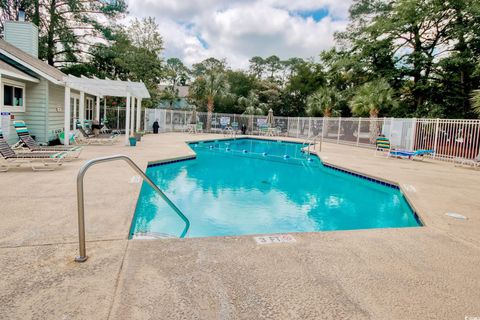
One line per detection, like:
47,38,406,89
75,256,88,263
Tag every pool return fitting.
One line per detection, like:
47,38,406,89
75,155,190,262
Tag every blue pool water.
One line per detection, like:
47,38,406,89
130,138,421,238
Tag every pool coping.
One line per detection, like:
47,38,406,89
138,136,425,233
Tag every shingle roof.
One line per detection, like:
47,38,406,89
0,39,65,83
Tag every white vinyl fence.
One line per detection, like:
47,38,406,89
144,108,480,162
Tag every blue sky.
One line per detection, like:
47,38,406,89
127,0,352,68
296,8,330,22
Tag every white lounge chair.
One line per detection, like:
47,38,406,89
454,152,480,168
1,131,66,172
76,127,118,145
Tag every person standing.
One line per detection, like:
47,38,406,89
153,120,160,134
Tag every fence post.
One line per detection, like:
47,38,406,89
433,118,440,159
296,117,300,138
391,117,395,139
322,117,325,138
170,109,173,131
356,117,361,146
337,117,341,144
411,118,417,151
308,117,311,138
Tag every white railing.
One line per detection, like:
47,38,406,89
144,108,480,162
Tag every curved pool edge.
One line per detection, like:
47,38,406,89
129,136,425,240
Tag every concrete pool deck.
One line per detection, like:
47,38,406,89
1,132,479,319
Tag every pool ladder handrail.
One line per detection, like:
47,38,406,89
74,154,190,263
303,133,323,155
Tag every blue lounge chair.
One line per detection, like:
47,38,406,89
389,149,434,160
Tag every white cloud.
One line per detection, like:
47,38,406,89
126,0,351,69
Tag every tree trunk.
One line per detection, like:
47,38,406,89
33,0,40,27
46,0,57,65
412,25,425,111
369,109,380,143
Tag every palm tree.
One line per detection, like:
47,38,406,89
239,92,265,131
307,87,341,138
306,87,341,117
350,78,397,142
190,71,229,130
472,89,480,116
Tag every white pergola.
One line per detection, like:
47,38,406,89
63,75,150,146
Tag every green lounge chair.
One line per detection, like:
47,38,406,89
258,123,269,135
375,136,391,156
13,120,82,158
0,130,66,172
195,122,203,133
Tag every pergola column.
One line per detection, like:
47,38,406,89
136,98,142,132
0,73,3,119
72,98,77,131
125,93,131,145
64,86,71,146
130,95,135,135
95,96,100,121
103,98,107,123
79,91,85,128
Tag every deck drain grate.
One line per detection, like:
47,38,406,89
445,212,467,220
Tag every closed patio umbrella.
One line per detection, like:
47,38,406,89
189,107,198,124
266,108,274,127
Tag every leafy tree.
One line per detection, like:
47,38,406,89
256,80,283,115
159,86,179,108
192,57,227,77
337,0,480,118
215,70,257,114
238,92,265,115
1,0,127,65
189,57,232,127
126,17,164,56
265,55,282,81
249,56,265,78
280,61,325,116
62,24,163,108
165,58,190,86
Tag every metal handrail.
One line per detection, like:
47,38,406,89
303,133,323,154
75,154,190,262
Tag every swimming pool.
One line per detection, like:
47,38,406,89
130,138,421,238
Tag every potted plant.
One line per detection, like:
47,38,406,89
128,134,137,146
134,131,142,142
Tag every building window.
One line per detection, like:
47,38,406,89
2,81,26,112
86,98,94,120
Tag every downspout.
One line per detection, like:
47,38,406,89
44,80,50,145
